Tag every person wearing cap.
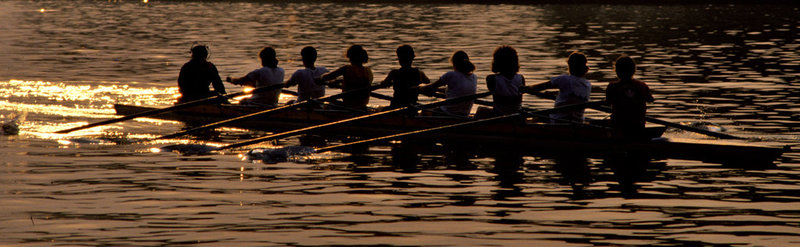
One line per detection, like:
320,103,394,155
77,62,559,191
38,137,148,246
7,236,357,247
177,45,227,103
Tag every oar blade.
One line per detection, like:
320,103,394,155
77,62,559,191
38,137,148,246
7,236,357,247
154,143,221,155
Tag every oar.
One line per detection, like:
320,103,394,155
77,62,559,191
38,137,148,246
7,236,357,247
212,91,493,151
522,90,744,139
283,89,395,112
283,89,396,102
440,88,742,140
591,105,744,139
54,83,286,134
154,84,385,141
281,89,299,96
315,100,605,153
426,91,493,107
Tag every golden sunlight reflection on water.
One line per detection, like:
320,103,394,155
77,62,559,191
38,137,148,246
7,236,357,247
0,79,184,134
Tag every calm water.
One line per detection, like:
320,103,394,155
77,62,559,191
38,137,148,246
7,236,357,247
1,0,800,246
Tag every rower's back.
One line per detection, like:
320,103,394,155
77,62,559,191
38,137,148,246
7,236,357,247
381,45,430,109
228,47,285,107
321,45,373,109
287,46,329,102
549,52,591,122
487,46,525,115
606,55,654,138
177,45,226,103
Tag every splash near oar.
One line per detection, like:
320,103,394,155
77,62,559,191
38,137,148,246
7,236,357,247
1,112,26,135
54,83,286,134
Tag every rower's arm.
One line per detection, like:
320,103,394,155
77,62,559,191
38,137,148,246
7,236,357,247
520,80,552,94
486,74,496,93
226,74,255,87
210,65,226,94
366,67,374,85
319,66,346,83
379,70,396,88
284,71,301,88
420,78,446,95
419,71,431,85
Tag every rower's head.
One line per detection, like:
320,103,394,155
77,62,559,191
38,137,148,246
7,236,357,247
491,45,519,76
614,55,636,80
396,45,415,68
260,47,279,68
451,50,475,75
190,45,209,60
566,51,589,77
301,46,317,68
346,45,369,66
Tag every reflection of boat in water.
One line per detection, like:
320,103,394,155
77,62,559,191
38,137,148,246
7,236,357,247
114,103,786,166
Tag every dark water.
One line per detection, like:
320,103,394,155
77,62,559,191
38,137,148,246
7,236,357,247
1,1,799,246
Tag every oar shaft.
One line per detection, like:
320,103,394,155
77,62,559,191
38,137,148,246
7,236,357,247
315,99,604,153
286,88,394,102
220,107,407,150
316,113,520,153
477,89,744,140
369,92,393,101
155,84,385,141
55,83,285,134
588,105,744,139
217,91,492,151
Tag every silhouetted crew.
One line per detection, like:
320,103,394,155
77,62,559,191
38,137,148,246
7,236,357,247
380,45,431,109
177,45,226,103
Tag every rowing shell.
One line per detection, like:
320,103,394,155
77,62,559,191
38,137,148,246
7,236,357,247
114,104,786,166
114,104,663,140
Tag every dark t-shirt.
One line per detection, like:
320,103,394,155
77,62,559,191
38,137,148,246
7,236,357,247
386,67,424,108
605,79,654,130
177,59,225,103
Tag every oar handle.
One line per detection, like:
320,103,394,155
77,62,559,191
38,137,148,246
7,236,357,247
54,83,285,134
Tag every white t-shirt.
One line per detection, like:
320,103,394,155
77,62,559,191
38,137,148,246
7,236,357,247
549,74,591,121
492,74,524,114
245,67,285,106
439,71,477,116
287,67,329,101
493,74,524,97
